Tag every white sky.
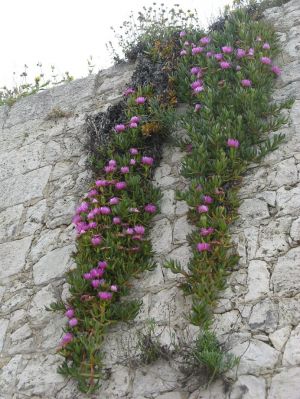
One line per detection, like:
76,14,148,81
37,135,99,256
0,0,232,88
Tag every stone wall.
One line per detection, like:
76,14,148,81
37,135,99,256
0,0,300,398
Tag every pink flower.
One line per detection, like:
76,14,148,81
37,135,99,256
197,242,211,252
95,179,108,187
222,46,233,54
197,205,208,213
200,36,211,45
227,138,240,148
100,206,111,215
200,227,215,236
206,51,213,58
90,268,102,278
123,87,135,96
236,48,246,58
271,65,282,76
192,47,204,55
180,49,187,56
191,66,201,75
72,214,81,225
115,124,126,133
260,56,272,65
110,285,118,292
65,309,75,318
88,221,97,229
203,195,213,204
248,48,255,56
135,96,146,105
61,332,73,345
109,197,119,205
77,201,89,213
92,279,101,289
141,156,154,166
130,116,140,124
194,86,204,94
87,189,97,198
194,103,202,112
104,165,116,173
130,159,136,165
262,42,270,50
126,228,134,235
113,216,121,224
91,235,102,246
83,272,92,280
191,80,203,90
98,261,108,269
115,181,127,190
197,205,209,213
220,61,231,69
98,292,113,300
121,166,129,174
130,122,138,128
109,159,117,167
130,148,139,155
214,53,223,61
241,79,252,87
69,318,78,327
134,225,145,235
179,31,186,37
145,203,157,213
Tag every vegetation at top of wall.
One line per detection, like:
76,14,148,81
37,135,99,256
0,63,74,107
48,0,292,393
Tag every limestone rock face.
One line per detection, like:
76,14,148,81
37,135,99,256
1,1,300,398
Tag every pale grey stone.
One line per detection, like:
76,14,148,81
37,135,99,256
189,379,226,399
290,217,300,241
256,219,290,259
173,215,195,244
276,185,300,216
10,323,32,343
0,166,51,209
230,375,266,399
248,300,278,333
213,310,240,340
175,200,189,216
0,141,44,181
33,245,74,284
0,204,23,242
40,315,66,350
269,326,292,351
16,354,65,396
0,319,9,351
150,218,173,254
29,228,61,263
245,260,269,301
244,226,259,261
46,196,77,228
100,365,132,398
282,324,300,366
157,392,189,399
0,355,23,393
238,199,269,224
21,199,47,235
0,237,32,279
267,158,298,188
268,368,300,399
171,148,185,163
272,247,300,294
132,361,182,397
149,287,186,323
29,284,57,325
229,340,279,376
256,190,276,207
154,163,172,181
160,189,176,216
165,244,192,271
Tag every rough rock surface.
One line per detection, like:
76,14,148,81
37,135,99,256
1,0,300,398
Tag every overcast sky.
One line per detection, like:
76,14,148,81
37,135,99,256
0,0,232,88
